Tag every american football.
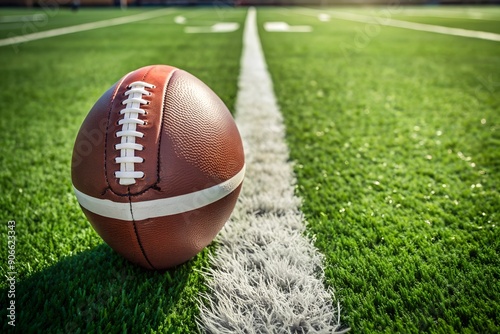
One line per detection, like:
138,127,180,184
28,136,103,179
71,65,245,270
3,2,498,332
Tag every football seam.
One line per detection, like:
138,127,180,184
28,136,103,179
103,72,132,195
104,66,178,198
128,66,158,271
113,67,156,186
155,68,178,192
128,194,156,270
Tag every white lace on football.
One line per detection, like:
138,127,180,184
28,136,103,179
115,81,155,185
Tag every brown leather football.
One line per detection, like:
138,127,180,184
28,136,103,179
71,65,245,270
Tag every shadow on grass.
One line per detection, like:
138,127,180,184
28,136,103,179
2,244,202,333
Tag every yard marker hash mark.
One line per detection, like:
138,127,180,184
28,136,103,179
184,22,239,33
264,21,312,32
198,7,347,333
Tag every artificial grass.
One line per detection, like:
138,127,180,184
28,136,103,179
0,7,244,332
0,8,156,40
2,5,498,333
389,14,500,35
324,6,500,34
259,7,500,333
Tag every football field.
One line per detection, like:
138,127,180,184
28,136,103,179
1,4,499,333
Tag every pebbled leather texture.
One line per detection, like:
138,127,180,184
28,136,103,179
72,65,245,270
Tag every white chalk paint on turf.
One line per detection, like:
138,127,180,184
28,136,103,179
318,13,331,22
0,9,174,48
174,15,187,24
326,10,500,42
198,7,347,333
264,21,312,32
185,22,239,33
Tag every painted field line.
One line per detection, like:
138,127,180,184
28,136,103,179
185,22,239,33
264,21,312,32
198,7,347,333
0,14,45,23
326,10,500,42
400,12,493,21
0,9,173,48
399,8,499,20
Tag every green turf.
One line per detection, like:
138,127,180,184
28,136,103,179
390,15,500,35
0,8,157,39
331,5,500,18
324,5,500,34
259,7,500,333
0,7,245,333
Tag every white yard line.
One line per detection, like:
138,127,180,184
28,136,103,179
399,12,492,21
198,7,347,334
327,10,500,42
0,9,173,48
398,8,499,20
0,14,46,23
